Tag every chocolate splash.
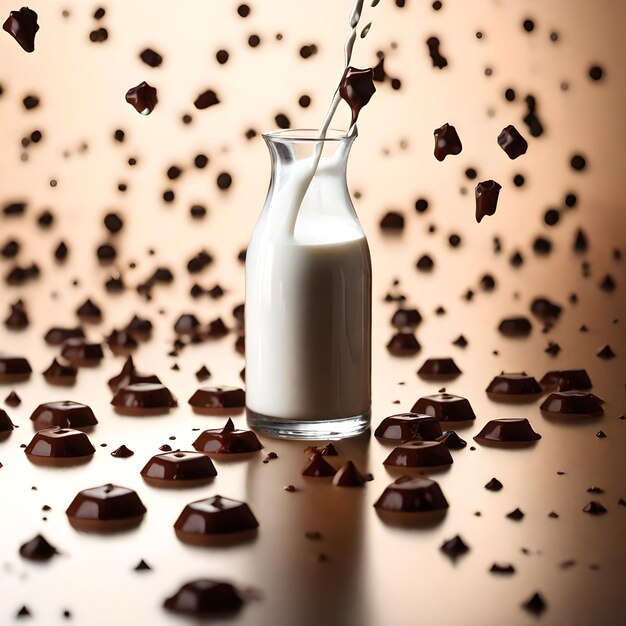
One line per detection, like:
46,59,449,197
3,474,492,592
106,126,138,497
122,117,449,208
339,66,376,126
125,81,158,115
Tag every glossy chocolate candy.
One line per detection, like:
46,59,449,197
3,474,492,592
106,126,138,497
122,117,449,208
30,401,98,431
417,358,462,380
383,441,453,471
141,451,217,488
111,382,177,415
332,460,366,487
66,484,146,532
163,580,244,616
25,427,95,466
436,431,467,449
497,125,528,159
125,81,158,115
486,373,543,402
107,356,161,392
473,417,541,447
0,409,15,441
539,369,592,391
540,391,604,419
411,393,475,424
42,358,77,386
2,7,39,53
192,418,262,455
374,413,442,442
19,534,58,561
0,353,32,382
188,386,245,415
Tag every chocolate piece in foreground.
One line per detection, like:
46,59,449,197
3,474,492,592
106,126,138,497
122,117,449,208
111,383,177,415
540,391,604,419
433,123,462,161
164,580,244,616
539,369,592,391
475,180,502,223
339,66,376,125
411,393,475,424
42,358,77,386
301,452,336,477
66,484,146,532
386,331,420,356
107,356,161,392
374,413,442,442
125,81,158,115
19,534,58,561
141,451,217,488
30,401,98,431
497,125,528,159
61,338,104,366
332,461,366,487
473,418,541,446
0,353,32,382
436,431,467,449
25,427,95,465
417,357,461,380
3,7,39,52
374,476,448,517
498,316,532,337
188,386,245,414
486,373,543,402
174,495,258,545
192,418,262,455
383,441,453,470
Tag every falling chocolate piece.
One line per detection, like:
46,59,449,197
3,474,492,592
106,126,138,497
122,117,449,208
474,418,541,446
164,580,244,616
391,307,422,329
332,461,366,487
426,36,448,69
374,413,443,442
4,300,28,330
44,326,85,345
194,89,220,110
302,452,336,477
530,297,562,322
3,7,39,52
540,369,592,391
497,125,528,159
30,401,97,431
19,534,58,561
540,391,604,419
134,559,151,571
522,592,547,616
25,427,95,465
498,316,532,337
386,331,420,356
107,356,161,392
0,354,32,382
486,373,543,402
125,81,158,115
383,441,453,470
111,444,134,458
193,418,262,455
66,484,147,532
42,358,77,386
188,386,245,414
141,451,217,487
339,66,376,125
111,383,178,415
485,477,503,491
61,338,104,366
411,393,475,423
440,535,469,561
475,180,502,223
506,507,525,521
380,211,405,231
139,48,163,67
125,315,153,341
174,495,258,545
436,431,467,449
417,358,461,380
433,123,462,161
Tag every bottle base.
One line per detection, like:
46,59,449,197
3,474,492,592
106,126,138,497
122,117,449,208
246,407,371,440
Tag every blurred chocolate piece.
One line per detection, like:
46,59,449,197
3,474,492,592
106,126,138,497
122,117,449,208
193,418,262,455
530,297,562,322
426,36,448,69
374,413,443,442
125,81,158,115
188,386,245,414
174,313,201,336
484,477,503,491
474,418,541,446
4,300,28,330
25,427,95,465
0,353,32,382
416,254,434,271
498,316,532,337
76,298,102,323
486,373,543,402
332,461,366,487
540,369,592,391
433,123,461,161
497,125,528,159
0,409,15,440
475,180,501,223
44,326,84,345
174,495,258,545
506,507,524,521
194,89,220,110
436,431,467,449
583,501,607,515
383,441,453,470
42,358,77,386
374,476,448,519
386,331,420,356
19,534,58,561
4,390,20,406
66,484,146,532
107,329,138,355
339,66,376,125
391,307,422,329
522,592,547,616
61,338,104,366
107,356,160,392
125,315,153,341
164,580,244,616
5,263,40,285
3,7,39,52
417,357,461,380
596,345,616,360
111,383,177,415
440,535,469,561
205,317,229,338
141,451,217,488
30,401,97,431
301,452,336,477
540,391,604,419
380,211,405,231
411,393,475,424
139,48,162,67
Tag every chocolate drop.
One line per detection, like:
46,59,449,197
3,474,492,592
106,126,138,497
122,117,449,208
339,66,376,125
111,444,134,458
485,477,503,491
522,592,547,616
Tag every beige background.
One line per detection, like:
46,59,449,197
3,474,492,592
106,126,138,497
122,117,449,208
0,1,625,625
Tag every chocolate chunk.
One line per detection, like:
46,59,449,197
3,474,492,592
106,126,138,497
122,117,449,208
4,300,29,330
61,338,104,366
302,452,336,477
5,390,21,406
76,298,102,323
55,242,70,262
440,535,469,561
174,495,258,545
433,123,461,161
111,382,177,415
485,477,503,491
174,313,201,335
30,401,97,431
3,7,39,52
66,484,146,532
490,563,515,574
25,427,95,465
125,315,153,341
426,36,448,69
141,451,217,487
417,357,461,380
540,369,592,391
193,418,262,455
436,431,467,449
125,81,158,115
111,444,134,458
522,592,547,616
374,476,448,517
506,507,525,521
195,365,211,381
0,409,15,439
19,534,58,561
134,559,151,571
383,440,453,469
475,180,502,222
391,307,422,329
374,413,443,442
411,393,475,423
596,345,615,360
5,263,40,285
386,331,420,356
416,254,434,271
187,249,213,273
188,386,245,414
164,580,244,616
103,212,123,234
474,418,541,446
194,89,220,110
0,354,32,382
1,239,20,258
262,451,278,464
44,326,85,345
310,442,340,456
497,125,528,159
139,48,163,67
498,316,532,337
339,66,376,125
107,356,160,392
106,329,138,355
540,391,604,419
42,358,77,386
486,373,543,402
570,154,587,171
332,461,366,487
452,335,467,348
530,297,562,322
380,211,405,230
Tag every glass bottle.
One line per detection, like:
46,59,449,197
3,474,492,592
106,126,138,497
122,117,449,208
245,129,371,439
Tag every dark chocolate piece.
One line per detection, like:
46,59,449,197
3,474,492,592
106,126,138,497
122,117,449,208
302,452,336,477
411,393,475,423
19,534,58,561
61,338,104,366
485,373,543,402
125,81,158,115
111,445,134,458
111,383,177,415
380,211,405,231
0,409,15,439
490,563,515,574
417,357,461,380
30,401,97,431
440,535,469,561
332,461,366,487
506,507,525,521
139,48,163,67
522,592,547,616
75,298,102,323
374,413,443,442
374,476,448,514
0,353,32,382
339,66,376,125
386,331,420,356
4,300,28,330
141,451,217,487
485,477,503,491
193,418,262,455
530,297,562,322
433,123,462,161
391,307,422,329
134,559,151,571
540,369,592,391
426,36,448,69
42,358,77,386
174,313,201,335
3,7,39,52
596,345,615,360
498,316,532,337
416,254,434,271
44,326,85,345
4,390,21,406
436,431,467,449
188,386,245,414
583,501,607,515
540,391,604,419
475,180,502,223
474,418,541,446
107,356,161,392
164,580,244,616
194,89,220,110
25,427,95,465
497,125,528,159
106,329,138,355
383,441,453,469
